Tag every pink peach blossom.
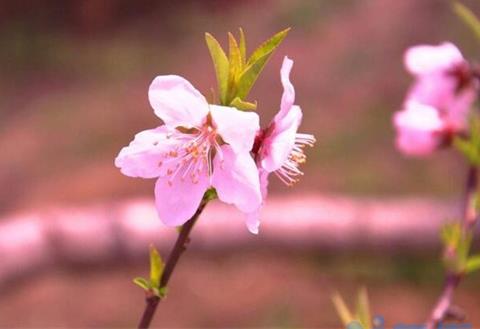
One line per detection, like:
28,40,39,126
247,57,315,233
394,42,476,156
394,101,445,156
115,75,262,230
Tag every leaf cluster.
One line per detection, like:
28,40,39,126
205,28,290,109
332,287,372,329
133,245,168,298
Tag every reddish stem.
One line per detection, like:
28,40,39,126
137,200,208,329
425,166,477,329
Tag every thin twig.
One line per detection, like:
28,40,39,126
426,165,478,329
137,199,208,329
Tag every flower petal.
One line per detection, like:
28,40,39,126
115,126,172,178
276,56,295,120
261,105,303,172
245,210,260,234
393,101,444,156
212,145,261,213
148,75,209,128
154,167,209,226
404,42,464,75
447,87,476,131
406,73,457,110
244,169,270,234
210,105,260,153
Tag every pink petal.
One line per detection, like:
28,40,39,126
406,73,457,110
115,126,172,178
276,56,295,121
154,167,209,226
245,210,260,234
210,105,260,153
261,105,302,172
244,169,270,234
446,87,476,131
212,145,261,213
404,42,464,75
148,75,209,129
393,102,444,156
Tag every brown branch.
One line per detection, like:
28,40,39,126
137,199,208,329
426,165,478,329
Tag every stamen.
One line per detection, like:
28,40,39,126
275,133,315,187
162,124,219,186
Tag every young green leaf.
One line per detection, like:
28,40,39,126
453,2,480,41
239,28,247,66
236,51,271,100
247,28,290,66
332,292,354,326
133,277,150,291
149,245,165,288
235,28,290,101
453,136,480,165
346,321,364,329
466,254,480,273
227,32,243,102
230,97,257,111
205,33,230,104
355,288,372,329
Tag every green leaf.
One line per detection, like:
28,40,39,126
332,292,354,326
346,321,364,329
466,254,480,273
227,32,243,102
133,277,150,291
355,288,371,329
247,28,290,66
236,52,271,100
235,28,290,101
453,136,480,165
453,2,480,41
239,28,247,66
149,244,164,288
230,97,257,111
158,286,168,298
441,222,461,248
205,33,230,104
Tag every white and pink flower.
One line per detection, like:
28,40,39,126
115,75,262,229
394,42,477,156
247,57,316,233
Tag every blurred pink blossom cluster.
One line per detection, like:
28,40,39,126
115,57,315,234
394,42,478,156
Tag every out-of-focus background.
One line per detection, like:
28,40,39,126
1,0,480,327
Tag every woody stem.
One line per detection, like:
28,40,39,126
426,165,477,329
137,199,209,329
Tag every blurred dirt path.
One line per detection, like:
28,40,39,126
0,194,463,287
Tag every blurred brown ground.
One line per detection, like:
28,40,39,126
1,0,480,327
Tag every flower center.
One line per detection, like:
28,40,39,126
159,124,222,186
275,133,316,186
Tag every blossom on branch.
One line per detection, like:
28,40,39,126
115,75,262,228
394,42,477,156
247,57,316,233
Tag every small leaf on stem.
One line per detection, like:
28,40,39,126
133,277,150,291
230,97,257,111
453,2,480,41
239,28,247,65
355,287,372,329
205,33,230,104
235,28,290,100
466,254,480,273
332,292,354,326
149,244,165,289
